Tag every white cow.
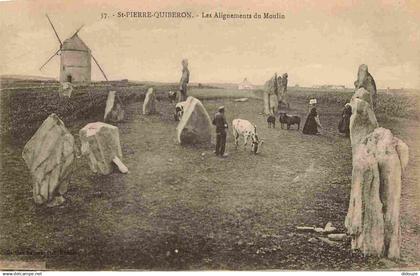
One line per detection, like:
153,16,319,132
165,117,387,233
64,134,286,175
232,119,264,154
174,101,187,121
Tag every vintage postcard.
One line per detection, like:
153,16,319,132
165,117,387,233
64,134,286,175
0,0,419,272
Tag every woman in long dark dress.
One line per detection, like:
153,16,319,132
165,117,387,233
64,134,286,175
338,103,352,137
303,101,322,135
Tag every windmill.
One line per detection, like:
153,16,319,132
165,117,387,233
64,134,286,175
40,14,109,83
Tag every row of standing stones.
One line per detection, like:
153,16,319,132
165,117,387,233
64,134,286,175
20,85,409,260
21,87,213,207
346,87,409,259
296,87,410,261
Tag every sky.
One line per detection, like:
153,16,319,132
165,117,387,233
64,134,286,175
1,0,419,88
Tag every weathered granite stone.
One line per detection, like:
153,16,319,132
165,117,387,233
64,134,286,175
143,87,157,115
349,88,379,150
79,122,128,175
22,114,75,205
104,91,124,123
263,74,278,114
58,82,73,98
176,96,212,145
345,127,408,258
354,64,377,110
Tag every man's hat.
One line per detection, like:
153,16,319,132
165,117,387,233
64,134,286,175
218,106,225,111
309,99,317,105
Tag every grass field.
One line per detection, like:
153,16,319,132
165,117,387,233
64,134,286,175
0,85,419,270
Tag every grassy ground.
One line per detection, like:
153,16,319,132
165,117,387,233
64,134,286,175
0,88,419,270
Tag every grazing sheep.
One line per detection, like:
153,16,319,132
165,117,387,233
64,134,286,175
279,112,301,130
267,115,276,128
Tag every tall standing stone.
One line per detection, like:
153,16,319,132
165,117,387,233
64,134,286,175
58,82,73,98
79,122,128,175
263,74,279,114
269,94,279,114
345,128,408,258
345,87,409,259
263,92,270,115
104,91,125,123
176,96,212,145
22,114,75,206
349,88,379,150
143,87,157,115
354,64,377,110
278,73,289,108
179,59,190,102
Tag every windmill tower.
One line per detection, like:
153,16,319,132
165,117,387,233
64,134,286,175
60,30,91,82
40,14,108,83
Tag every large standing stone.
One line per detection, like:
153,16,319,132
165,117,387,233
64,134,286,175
179,59,190,102
104,91,124,123
346,85,410,259
263,92,270,115
278,73,289,108
143,87,157,115
79,122,128,175
354,64,377,110
345,128,408,259
176,96,212,145
22,114,75,205
263,74,279,114
58,82,73,98
349,88,379,150
269,94,279,114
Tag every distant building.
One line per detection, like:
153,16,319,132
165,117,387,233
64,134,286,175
238,78,254,90
41,15,108,84
60,34,91,83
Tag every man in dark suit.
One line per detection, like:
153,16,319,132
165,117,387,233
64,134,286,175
212,106,228,157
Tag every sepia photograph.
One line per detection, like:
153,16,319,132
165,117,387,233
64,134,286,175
0,0,419,272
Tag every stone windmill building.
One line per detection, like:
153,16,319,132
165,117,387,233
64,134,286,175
59,34,91,83
40,14,108,83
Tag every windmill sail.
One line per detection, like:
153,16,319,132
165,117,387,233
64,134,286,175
39,48,61,70
91,54,109,81
71,25,85,37
46,14,62,46
92,53,123,104
40,14,63,71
